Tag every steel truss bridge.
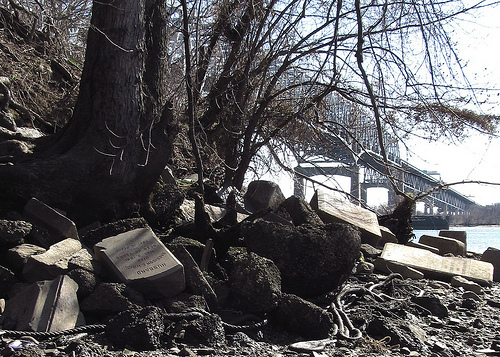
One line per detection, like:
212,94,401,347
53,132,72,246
292,99,476,215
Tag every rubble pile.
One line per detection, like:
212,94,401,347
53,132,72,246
0,179,499,357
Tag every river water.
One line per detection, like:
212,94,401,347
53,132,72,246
414,225,500,254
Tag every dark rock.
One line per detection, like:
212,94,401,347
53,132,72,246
481,247,500,282
278,195,323,226
360,243,382,260
0,265,17,298
170,245,218,310
67,268,99,300
182,313,226,347
229,252,281,314
162,292,209,313
105,306,168,350
80,282,148,316
462,297,478,310
0,219,32,246
65,341,115,357
367,316,425,351
243,221,360,297
150,183,185,228
244,180,285,212
411,296,448,318
272,293,334,338
81,217,149,248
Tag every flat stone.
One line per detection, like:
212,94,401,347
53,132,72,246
419,234,466,256
310,190,381,246
94,227,185,299
439,230,467,251
481,247,500,282
374,258,424,280
451,276,482,294
7,243,46,272
178,200,247,224
380,243,493,285
0,275,80,332
22,238,83,282
407,241,440,254
289,338,336,352
23,198,78,242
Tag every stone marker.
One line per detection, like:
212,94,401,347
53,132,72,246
419,234,466,256
22,238,82,282
374,258,424,280
480,247,500,282
310,190,381,246
439,230,467,251
23,198,79,242
407,241,440,255
0,275,80,332
380,243,493,285
94,227,185,299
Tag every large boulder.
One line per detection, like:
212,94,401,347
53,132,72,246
278,195,323,226
481,247,500,282
242,221,360,297
244,180,285,212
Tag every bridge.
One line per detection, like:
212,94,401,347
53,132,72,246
292,96,476,214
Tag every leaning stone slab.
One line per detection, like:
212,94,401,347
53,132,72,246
419,234,466,256
22,238,82,282
0,275,80,332
23,198,79,242
94,227,185,299
439,230,467,251
407,241,440,255
310,190,381,246
380,243,493,286
378,226,397,247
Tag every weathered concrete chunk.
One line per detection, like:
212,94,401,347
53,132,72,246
380,243,493,285
0,275,80,332
439,230,467,251
407,241,440,254
23,198,78,241
80,282,148,315
374,258,424,280
310,190,381,246
379,226,398,247
0,219,32,246
279,195,324,226
7,244,46,272
22,238,83,282
419,234,466,256
178,200,247,224
481,247,500,282
94,227,185,299
244,180,286,212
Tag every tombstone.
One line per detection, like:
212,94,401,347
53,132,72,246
23,198,79,243
379,243,493,286
94,227,185,299
0,275,80,332
22,238,83,282
419,234,466,256
310,190,381,247
439,230,467,251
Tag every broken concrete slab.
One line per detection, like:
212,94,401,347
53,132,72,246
407,241,440,255
310,190,381,246
22,238,82,282
418,234,466,256
7,243,46,272
374,258,424,280
94,227,185,299
450,276,482,295
439,230,467,251
0,275,80,332
23,198,79,242
380,243,493,286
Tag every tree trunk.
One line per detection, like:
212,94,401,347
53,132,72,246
0,0,177,225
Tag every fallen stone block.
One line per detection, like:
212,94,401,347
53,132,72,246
23,198,79,242
419,234,466,256
439,230,467,251
481,247,500,282
0,275,80,332
374,258,424,280
278,195,324,226
380,243,493,285
451,276,482,295
7,244,46,272
244,180,286,212
310,190,381,247
178,200,248,224
94,227,185,299
407,241,440,255
22,238,82,282
378,226,397,247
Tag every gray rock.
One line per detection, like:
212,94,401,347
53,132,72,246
67,268,99,300
229,252,282,314
162,292,209,313
80,282,148,315
451,276,482,294
81,217,148,248
481,247,500,282
0,275,80,332
355,261,374,275
0,219,32,246
273,293,334,338
244,180,286,212
411,296,448,318
105,306,167,350
68,247,102,274
22,238,82,282
419,234,466,256
243,221,360,297
278,195,323,226
439,230,467,251
182,313,226,347
0,265,17,298
7,243,46,272
367,316,425,351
